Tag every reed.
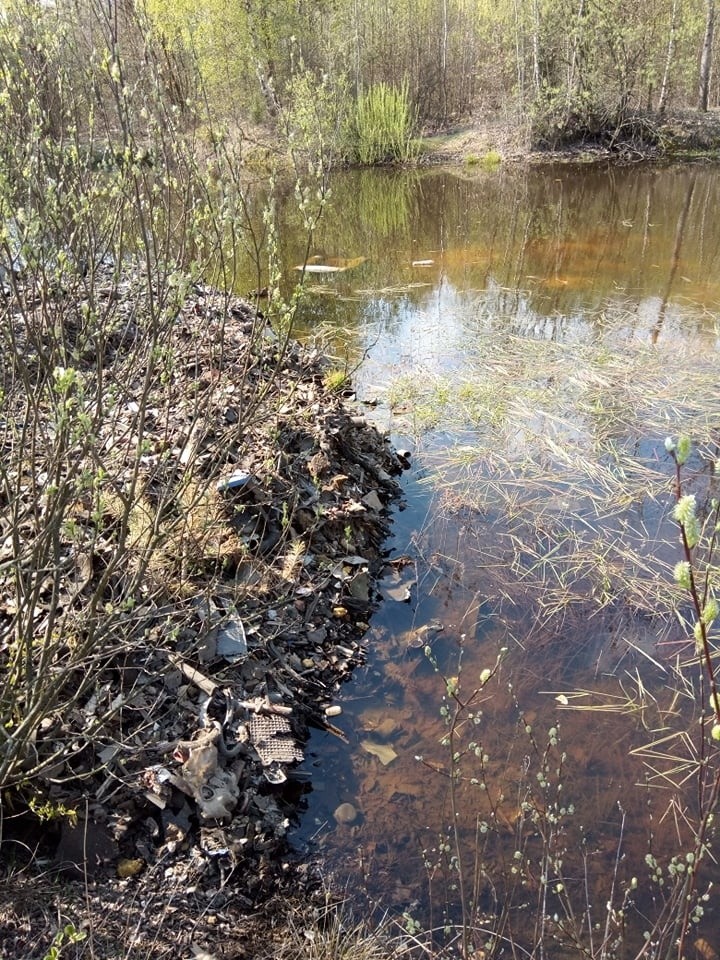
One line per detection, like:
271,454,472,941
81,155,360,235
351,82,418,166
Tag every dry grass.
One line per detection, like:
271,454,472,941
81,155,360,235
256,900,412,960
395,329,720,633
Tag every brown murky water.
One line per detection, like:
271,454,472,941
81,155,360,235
254,164,720,952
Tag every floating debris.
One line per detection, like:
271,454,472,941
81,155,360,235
296,255,368,274
382,568,416,602
404,619,444,649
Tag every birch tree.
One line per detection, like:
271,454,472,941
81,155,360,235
698,0,715,110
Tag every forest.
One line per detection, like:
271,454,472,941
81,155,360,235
143,0,718,149
2,0,715,163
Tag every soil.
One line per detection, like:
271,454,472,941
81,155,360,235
228,108,720,172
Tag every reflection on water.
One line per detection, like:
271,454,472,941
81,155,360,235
264,164,720,951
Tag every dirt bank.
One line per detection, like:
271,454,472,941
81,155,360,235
0,271,407,959
418,109,720,165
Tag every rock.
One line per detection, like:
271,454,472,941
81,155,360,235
362,490,384,511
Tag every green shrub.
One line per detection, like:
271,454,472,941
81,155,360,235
283,63,352,169
530,88,606,148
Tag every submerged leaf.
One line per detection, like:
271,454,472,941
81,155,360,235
361,740,398,765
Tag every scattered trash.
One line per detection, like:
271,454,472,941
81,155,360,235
188,945,219,960
216,470,254,493
382,576,415,603
216,618,248,662
174,724,240,820
2,262,410,930
263,763,288,785
381,556,416,602
247,714,303,767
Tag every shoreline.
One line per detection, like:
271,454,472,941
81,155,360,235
0,271,408,959
415,109,720,167
4,112,720,958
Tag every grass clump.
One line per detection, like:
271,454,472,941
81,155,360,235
466,149,502,168
350,82,418,166
393,330,720,626
324,367,350,391
259,909,406,960
481,148,502,168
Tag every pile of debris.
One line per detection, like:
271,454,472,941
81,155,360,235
0,267,406,958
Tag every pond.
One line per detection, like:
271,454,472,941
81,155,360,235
255,164,720,955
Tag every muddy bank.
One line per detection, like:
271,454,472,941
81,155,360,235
0,270,407,959
413,110,720,166
240,108,720,175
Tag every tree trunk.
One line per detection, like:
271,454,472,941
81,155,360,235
657,0,678,114
440,0,449,124
568,0,587,99
513,0,526,108
531,0,541,96
698,0,715,112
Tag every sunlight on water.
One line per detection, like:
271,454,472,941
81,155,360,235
258,163,720,953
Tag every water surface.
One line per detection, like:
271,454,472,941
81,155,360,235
262,164,720,952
